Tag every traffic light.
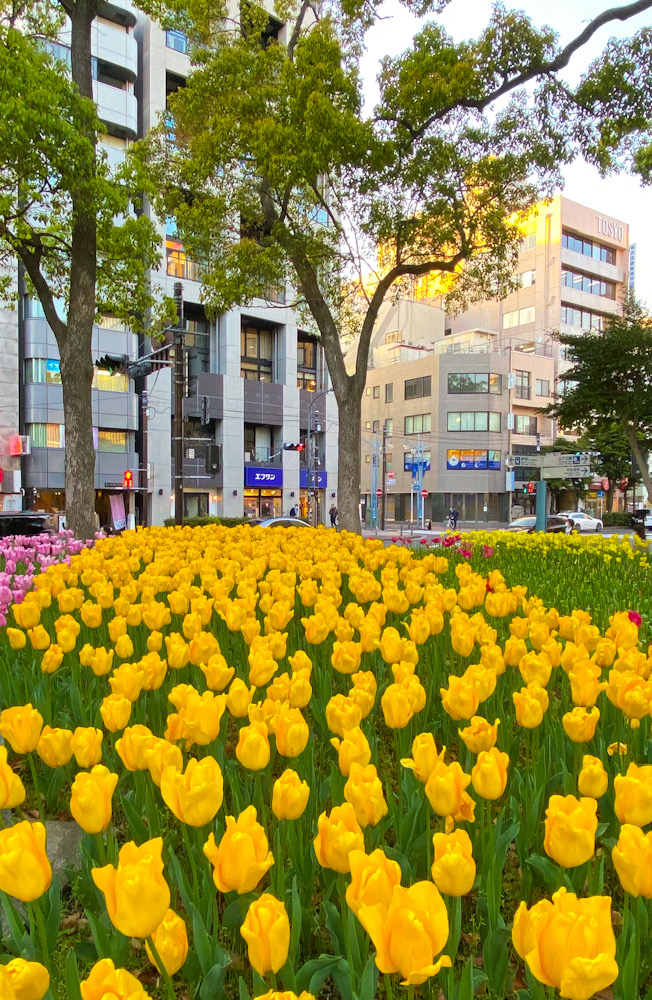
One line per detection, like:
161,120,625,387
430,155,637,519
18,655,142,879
283,443,306,451
123,470,133,489
523,481,535,494
96,354,129,375
205,444,222,476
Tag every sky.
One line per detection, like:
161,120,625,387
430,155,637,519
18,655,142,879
359,0,652,302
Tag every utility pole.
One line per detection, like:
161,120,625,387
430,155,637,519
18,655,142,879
172,282,185,526
380,421,388,530
370,430,379,527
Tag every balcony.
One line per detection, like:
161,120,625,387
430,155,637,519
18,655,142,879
92,22,137,77
93,80,137,137
514,386,532,400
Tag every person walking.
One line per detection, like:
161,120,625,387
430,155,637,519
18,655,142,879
449,507,459,530
329,504,338,527
289,504,298,517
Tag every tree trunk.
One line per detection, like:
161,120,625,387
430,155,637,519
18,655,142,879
61,0,98,540
336,388,362,534
607,484,616,513
623,423,652,504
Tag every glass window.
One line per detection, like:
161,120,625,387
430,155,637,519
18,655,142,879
97,314,126,330
372,385,380,398
447,412,461,432
561,268,617,298
448,412,501,432
365,454,371,463
241,324,275,381
385,383,393,403
447,373,501,394
385,331,401,344
365,387,371,396
98,430,127,453
404,413,431,435
562,231,616,265
26,423,65,448
504,308,535,329
25,359,46,383
519,270,536,287
385,418,394,435
166,29,188,52
503,310,519,329
536,379,550,397
404,376,431,400
166,241,200,281
561,306,605,331
514,415,537,435
365,421,371,429
489,412,501,432
93,370,129,392
520,233,536,251
297,336,317,391
372,420,380,433
514,370,531,399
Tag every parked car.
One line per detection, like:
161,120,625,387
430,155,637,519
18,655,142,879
557,511,603,533
505,515,568,533
246,517,311,528
0,512,54,538
634,508,652,528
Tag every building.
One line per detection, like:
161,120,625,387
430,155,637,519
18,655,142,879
1,1,338,526
359,196,629,525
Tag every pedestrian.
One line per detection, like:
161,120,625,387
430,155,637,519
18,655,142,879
289,504,298,517
565,518,574,534
449,507,458,530
329,504,338,527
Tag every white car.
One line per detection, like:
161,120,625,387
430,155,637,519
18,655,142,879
558,511,603,533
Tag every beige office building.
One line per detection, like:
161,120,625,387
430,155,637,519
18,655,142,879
359,196,630,524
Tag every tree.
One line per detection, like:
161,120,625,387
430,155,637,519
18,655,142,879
577,421,649,512
0,2,173,539
140,0,652,531
540,437,591,511
547,300,652,502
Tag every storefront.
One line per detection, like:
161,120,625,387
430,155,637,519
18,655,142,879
244,467,283,519
300,469,327,524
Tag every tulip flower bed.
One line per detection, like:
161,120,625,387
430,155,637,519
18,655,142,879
0,530,89,626
0,525,650,1000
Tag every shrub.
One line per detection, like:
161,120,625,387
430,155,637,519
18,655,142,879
602,512,633,527
163,515,249,528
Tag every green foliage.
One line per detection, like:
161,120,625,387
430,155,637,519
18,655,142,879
162,515,250,527
602,512,633,527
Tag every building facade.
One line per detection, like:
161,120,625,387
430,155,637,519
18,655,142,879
0,2,338,526
360,196,629,525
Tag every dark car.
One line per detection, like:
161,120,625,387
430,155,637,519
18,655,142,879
0,512,54,538
505,515,567,534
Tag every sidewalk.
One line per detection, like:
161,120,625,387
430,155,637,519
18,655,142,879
361,521,507,539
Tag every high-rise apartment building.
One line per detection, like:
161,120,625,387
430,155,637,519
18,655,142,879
359,196,629,524
0,2,338,526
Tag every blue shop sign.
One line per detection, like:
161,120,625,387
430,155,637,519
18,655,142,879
300,470,328,488
244,467,283,487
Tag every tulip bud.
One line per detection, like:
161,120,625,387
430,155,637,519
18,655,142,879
100,693,132,733
273,708,309,757
241,894,290,975
313,803,364,873
431,829,476,897
0,821,52,901
0,745,26,809
272,769,310,820
0,704,43,754
344,762,388,827
471,747,509,800
70,765,119,834
330,726,371,777
458,717,500,755
203,806,273,893
36,726,74,768
161,756,223,827
79,958,149,1000
612,824,652,898
3,958,50,1000
544,794,597,868
71,727,104,768
578,755,608,798
236,720,271,770
346,848,401,914
614,762,652,827
562,706,600,743
92,837,170,938
145,909,189,976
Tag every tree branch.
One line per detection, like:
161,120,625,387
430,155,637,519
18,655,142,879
287,0,313,60
14,241,68,344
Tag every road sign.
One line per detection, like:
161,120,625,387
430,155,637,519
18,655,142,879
421,489,429,498
510,455,543,468
375,488,383,498
505,471,515,491
602,478,609,490
386,479,395,489
542,452,592,468
542,466,591,480
411,482,419,491
597,489,605,498
387,469,396,481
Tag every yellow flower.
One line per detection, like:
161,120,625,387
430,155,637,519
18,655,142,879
544,794,597,868
143,738,183,786
313,802,365,873
569,661,607,708
201,653,235,691
226,678,256,718
346,848,402,915
431,829,476,897
79,958,149,1000
7,627,27,651
100,693,132,733
70,765,119,834
513,683,548,729
12,601,40,629
344,762,388,827
3,958,50,1000
380,683,414,729
440,675,480,721
0,704,43,754
273,708,309,757
236,720,271,770
512,888,618,1000
36,725,74,768
425,760,473,819
331,726,371,777
71,727,103,768
471,747,509,800
326,694,363,737
241,894,290,975
145,909,189,976
88,646,114,677
301,613,330,645
578,755,608,798
504,636,528,668
161,756,223,826
612,825,652,898
272,768,310,820
109,662,145,702
0,745,26,809
518,651,552,688
140,652,167,691
331,640,362,675
458,717,499,754
614,762,652,826
357,882,451,985
80,601,103,629
27,625,51,651
116,725,156,771
0,820,51,901
562,707,600,743
400,732,444,783
203,806,274,893
248,648,278,687
92,837,170,938
378,626,405,664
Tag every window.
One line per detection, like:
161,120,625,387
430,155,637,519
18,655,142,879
27,423,65,448
536,379,550,397
520,233,536,251
24,295,66,321
514,415,538,435
385,418,394,436
241,324,274,381
166,241,200,281
372,385,380,399
503,307,535,329
561,306,606,331
365,454,371,463
385,383,393,403
447,449,501,470
244,425,274,463
448,373,502,394
372,420,380,433
562,230,616,265
514,370,531,400
404,414,431,435
98,430,127,453
385,453,392,465
444,328,452,337
519,270,536,287
365,387,372,396
404,451,432,471
447,412,501,432
561,269,616,299
166,29,188,52
385,331,402,344
93,370,129,392
25,359,45,383
404,376,431,400
297,336,317,392
365,421,371,429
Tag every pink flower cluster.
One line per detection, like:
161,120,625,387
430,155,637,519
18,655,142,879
0,529,90,626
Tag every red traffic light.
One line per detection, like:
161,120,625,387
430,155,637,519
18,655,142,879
283,443,306,451
123,470,134,488
527,481,535,494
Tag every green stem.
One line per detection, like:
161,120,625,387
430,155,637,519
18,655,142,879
27,752,45,824
30,899,51,977
425,804,432,879
181,822,200,902
95,832,107,866
384,973,394,1000
339,873,356,993
407,985,414,1000
270,972,278,990
146,934,176,1000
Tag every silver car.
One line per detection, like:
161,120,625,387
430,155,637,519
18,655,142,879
558,511,603,533
246,517,312,528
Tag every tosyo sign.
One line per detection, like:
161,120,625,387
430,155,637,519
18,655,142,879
596,216,625,242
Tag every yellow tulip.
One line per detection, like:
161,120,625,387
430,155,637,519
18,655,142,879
92,837,170,938
614,762,652,826
27,625,51,651
161,756,223,826
79,958,149,1000
0,704,43,754
513,683,548,729
431,829,476,896
326,694,363,737
612,825,652,898
100,693,132,732
400,732,444,782
440,675,480,721
203,805,273,893
143,738,183,786
37,726,74,768
544,794,597,868
70,765,119,834
272,768,310,820
236,720,271,770
346,848,401,915
562,707,600,743
80,601,103,629
313,802,365,873
241,894,290,975
380,683,414,729
578,755,608,798
518,651,552,688
71,727,103,768
145,909,189,976
344,762,388,827
471,747,509,800
226,678,256,718
0,821,51,901
88,646,114,677
458,716,499,754
425,760,473,820
12,601,40,629
273,708,309,757
3,958,50,1000
0,745,26,809
6,627,26,650
331,726,371,777
201,653,235,691
116,725,156,771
